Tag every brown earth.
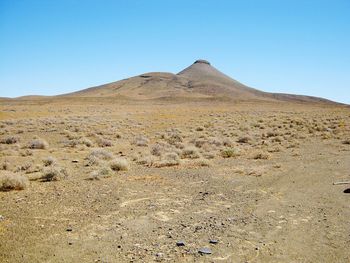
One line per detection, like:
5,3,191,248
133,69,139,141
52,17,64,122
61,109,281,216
0,97,349,262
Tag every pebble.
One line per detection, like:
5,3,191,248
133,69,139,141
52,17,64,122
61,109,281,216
198,247,212,255
209,239,218,244
176,241,185,246
66,227,73,232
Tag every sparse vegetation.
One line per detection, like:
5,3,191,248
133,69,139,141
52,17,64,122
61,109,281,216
28,138,49,149
0,172,29,191
221,148,238,158
0,136,20,144
110,158,129,171
181,146,200,159
41,166,68,181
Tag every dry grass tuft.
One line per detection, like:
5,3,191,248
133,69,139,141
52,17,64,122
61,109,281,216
41,166,68,181
110,158,129,171
28,138,49,149
181,146,200,159
252,151,270,160
88,166,112,180
237,136,251,144
194,158,211,167
43,156,56,166
0,136,20,144
133,136,149,147
0,171,29,191
221,148,239,158
153,152,180,167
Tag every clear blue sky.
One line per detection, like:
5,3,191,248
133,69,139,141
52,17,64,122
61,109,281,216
0,0,349,103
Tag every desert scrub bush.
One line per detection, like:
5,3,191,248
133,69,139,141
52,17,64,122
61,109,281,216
0,171,29,191
153,152,180,168
42,156,56,166
88,166,112,180
88,149,114,160
151,143,166,156
181,146,200,159
208,137,223,147
15,162,32,172
221,148,239,158
136,155,156,167
28,138,49,149
41,166,68,181
80,137,93,147
96,136,113,147
252,151,270,160
191,138,207,148
1,161,10,170
165,131,183,145
132,135,149,147
0,136,20,144
110,158,129,171
202,151,216,159
222,138,233,147
237,136,251,144
194,158,211,167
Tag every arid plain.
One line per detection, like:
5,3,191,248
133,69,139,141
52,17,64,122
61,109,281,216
1,61,350,262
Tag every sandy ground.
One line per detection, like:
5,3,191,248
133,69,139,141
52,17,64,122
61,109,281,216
0,98,349,262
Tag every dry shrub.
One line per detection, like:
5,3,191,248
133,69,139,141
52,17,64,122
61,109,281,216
96,137,113,147
151,143,165,156
252,151,270,160
42,156,56,166
136,155,156,167
181,146,200,159
237,136,251,144
150,142,179,157
15,162,32,172
165,131,183,145
1,161,10,170
194,158,211,167
153,152,180,168
88,166,112,180
1,136,20,144
41,166,68,181
202,152,215,159
88,149,113,160
133,136,149,147
28,138,49,149
0,171,29,191
80,137,93,147
192,138,207,148
222,138,233,147
110,158,129,171
221,148,239,158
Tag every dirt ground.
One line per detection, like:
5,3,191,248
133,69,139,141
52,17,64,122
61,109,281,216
0,98,349,262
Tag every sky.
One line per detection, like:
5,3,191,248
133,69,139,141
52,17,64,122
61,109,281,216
0,0,349,103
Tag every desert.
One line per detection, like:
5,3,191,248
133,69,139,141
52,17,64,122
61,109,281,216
1,59,349,262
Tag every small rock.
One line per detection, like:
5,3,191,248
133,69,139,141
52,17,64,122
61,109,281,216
209,239,218,244
198,247,212,255
0,215,5,221
72,160,79,163
176,241,185,246
66,227,73,232
155,252,163,257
